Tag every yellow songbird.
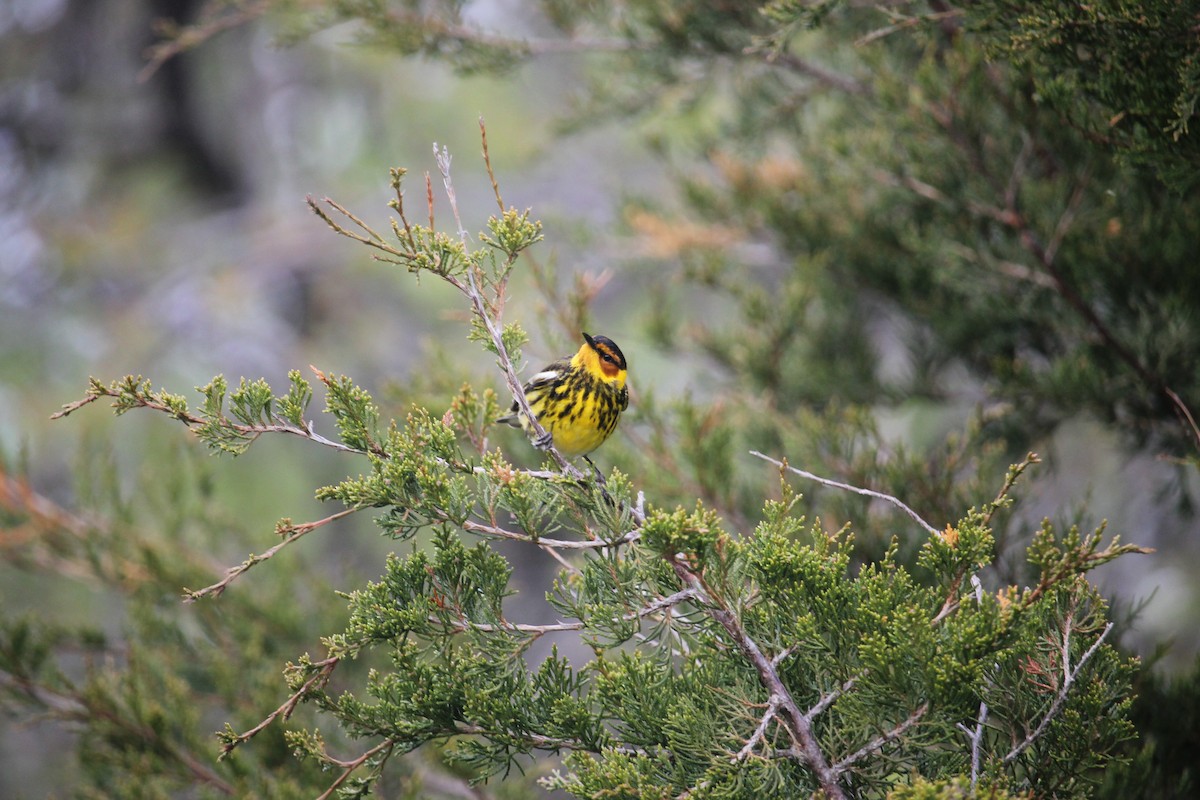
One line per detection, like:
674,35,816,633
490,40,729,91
498,332,629,459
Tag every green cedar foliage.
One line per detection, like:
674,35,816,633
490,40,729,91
30,156,1145,798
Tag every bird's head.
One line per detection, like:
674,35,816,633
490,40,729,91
575,332,627,387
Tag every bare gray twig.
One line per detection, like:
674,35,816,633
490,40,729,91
956,700,989,790
750,450,939,535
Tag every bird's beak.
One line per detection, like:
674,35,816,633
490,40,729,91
582,332,596,349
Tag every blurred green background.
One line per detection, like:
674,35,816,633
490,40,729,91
2,0,1199,796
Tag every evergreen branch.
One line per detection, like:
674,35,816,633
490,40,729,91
2,670,236,794
831,703,929,773
894,98,1197,450
306,196,409,259
184,508,360,602
54,377,363,454
48,391,102,419
995,147,1197,451
1003,621,1113,765
449,619,585,635
984,452,1041,525
389,168,419,254
1011,196,1153,391
316,739,395,800
1019,524,1151,612
220,656,340,758
138,0,269,82
0,467,157,587
935,450,1037,623
667,557,846,799
750,451,939,535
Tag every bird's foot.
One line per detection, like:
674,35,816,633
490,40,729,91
583,456,616,508
583,456,606,485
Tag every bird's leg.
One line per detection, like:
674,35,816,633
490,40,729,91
583,456,615,507
583,455,605,484
533,430,554,450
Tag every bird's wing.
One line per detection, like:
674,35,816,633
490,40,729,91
499,359,570,422
524,368,564,390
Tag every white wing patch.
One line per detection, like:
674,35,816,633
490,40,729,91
526,370,561,387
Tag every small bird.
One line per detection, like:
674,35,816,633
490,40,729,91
498,332,629,459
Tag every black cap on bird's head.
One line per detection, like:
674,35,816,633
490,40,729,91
582,332,627,371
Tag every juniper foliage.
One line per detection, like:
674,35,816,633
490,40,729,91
24,157,1144,799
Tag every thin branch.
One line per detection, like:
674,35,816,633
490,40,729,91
750,451,938,535
434,143,470,246
184,508,360,602
464,268,582,478
138,0,269,82
426,171,436,230
956,700,989,791
734,695,780,762
454,722,647,757
754,50,869,95
1004,622,1114,764
459,517,639,550
771,645,797,668
854,8,963,46
49,392,102,419
323,197,390,245
480,117,505,217
445,588,696,637
0,467,160,586
53,380,364,455
316,740,395,800
1043,171,1089,266
220,657,340,757
306,196,407,260
806,677,856,719
1165,387,1200,451
831,703,929,773
984,452,1041,525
